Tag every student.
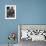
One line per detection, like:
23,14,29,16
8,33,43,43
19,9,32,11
10,7,15,17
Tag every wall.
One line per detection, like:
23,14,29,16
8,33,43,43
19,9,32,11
0,0,18,44
0,0,46,44
17,0,46,24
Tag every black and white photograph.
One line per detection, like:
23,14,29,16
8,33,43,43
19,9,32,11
5,5,16,19
18,24,46,46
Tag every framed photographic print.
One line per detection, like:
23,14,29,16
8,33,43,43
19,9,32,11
5,5,16,19
18,24,46,42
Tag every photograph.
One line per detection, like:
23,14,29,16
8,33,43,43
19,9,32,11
18,24,46,46
5,5,16,19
